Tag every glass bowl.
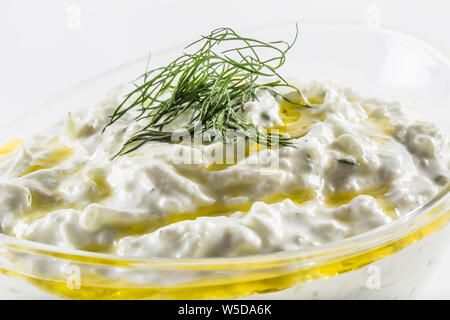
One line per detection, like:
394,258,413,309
0,20,449,300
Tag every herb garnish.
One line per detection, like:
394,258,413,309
104,26,309,157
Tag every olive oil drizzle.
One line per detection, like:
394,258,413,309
204,97,325,172
20,145,73,176
324,185,399,218
106,188,318,247
0,138,22,155
275,99,325,138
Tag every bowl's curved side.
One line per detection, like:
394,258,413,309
0,188,448,299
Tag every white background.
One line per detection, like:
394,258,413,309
0,0,449,299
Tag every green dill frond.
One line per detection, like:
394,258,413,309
104,25,309,157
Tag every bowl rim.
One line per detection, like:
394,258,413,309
0,19,449,269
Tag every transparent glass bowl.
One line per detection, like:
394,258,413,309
0,21,449,299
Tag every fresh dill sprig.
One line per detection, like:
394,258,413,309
104,25,309,157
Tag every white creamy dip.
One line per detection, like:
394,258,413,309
0,80,448,259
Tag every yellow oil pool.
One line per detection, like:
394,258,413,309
0,138,22,155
